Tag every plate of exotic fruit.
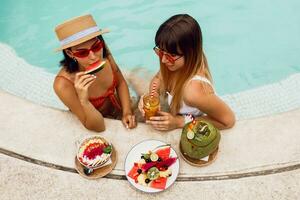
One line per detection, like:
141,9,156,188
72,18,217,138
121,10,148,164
125,140,179,193
77,136,113,169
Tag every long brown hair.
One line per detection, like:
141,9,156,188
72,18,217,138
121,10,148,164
155,14,212,115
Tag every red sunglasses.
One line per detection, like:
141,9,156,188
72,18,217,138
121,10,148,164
153,46,182,64
72,40,104,58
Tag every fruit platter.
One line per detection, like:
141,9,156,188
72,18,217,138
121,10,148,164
125,140,179,193
77,136,113,169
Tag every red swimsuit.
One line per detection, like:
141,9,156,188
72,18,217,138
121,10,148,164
56,64,122,111
88,69,121,110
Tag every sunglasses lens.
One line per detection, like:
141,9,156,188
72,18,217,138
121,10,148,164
153,46,181,64
73,50,89,58
73,40,103,58
165,54,175,63
91,41,103,52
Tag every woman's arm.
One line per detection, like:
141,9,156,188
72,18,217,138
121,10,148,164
146,78,235,131
53,74,105,132
183,81,236,130
108,55,136,128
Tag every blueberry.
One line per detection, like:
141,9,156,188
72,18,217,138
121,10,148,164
145,178,150,183
137,169,142,174
83,167,93,176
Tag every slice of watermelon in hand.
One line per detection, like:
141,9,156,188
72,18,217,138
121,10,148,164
85,61,106,74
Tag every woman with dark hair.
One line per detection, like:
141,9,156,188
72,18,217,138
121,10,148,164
54,14,136,132
138,14,235,131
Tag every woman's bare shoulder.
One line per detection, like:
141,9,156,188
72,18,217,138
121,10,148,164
56,67,71,77
53,68,74,93
183,77,214,106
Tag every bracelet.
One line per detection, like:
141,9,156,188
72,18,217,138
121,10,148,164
184,114,194,125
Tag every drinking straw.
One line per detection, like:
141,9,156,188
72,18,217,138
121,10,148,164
150,81,157,98
187,114,196,129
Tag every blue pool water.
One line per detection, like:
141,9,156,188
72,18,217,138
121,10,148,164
0,0,300,95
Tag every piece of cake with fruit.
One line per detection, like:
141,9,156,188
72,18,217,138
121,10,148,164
77,137,112,168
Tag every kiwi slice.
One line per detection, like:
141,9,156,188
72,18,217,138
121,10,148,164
147,167,160,180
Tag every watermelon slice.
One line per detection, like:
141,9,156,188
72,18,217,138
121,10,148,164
155,146,171,161
150,177,167,190
85,61,106,74
127,165,140,182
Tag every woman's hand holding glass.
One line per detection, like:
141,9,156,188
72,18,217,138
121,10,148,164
138,93,161,119
146,111,181,131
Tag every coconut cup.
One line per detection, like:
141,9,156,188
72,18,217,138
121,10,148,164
180,120,220,160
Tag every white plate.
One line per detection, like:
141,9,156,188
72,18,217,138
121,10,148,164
124,139,179,193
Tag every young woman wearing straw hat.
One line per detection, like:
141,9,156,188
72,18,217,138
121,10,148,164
54,14,136,132
138,14,235,131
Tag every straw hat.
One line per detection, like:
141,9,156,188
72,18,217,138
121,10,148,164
54,14,109,51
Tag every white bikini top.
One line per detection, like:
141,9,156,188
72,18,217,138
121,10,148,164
167,75,213,116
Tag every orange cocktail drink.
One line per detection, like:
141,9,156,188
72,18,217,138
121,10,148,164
143,94,160,120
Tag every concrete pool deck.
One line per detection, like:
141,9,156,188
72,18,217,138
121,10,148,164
0,90,299,199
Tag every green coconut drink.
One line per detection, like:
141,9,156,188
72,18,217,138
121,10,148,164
180,120,220,160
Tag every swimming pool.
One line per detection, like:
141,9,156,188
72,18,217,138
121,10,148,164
0,0,300,120
1,0,299,95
